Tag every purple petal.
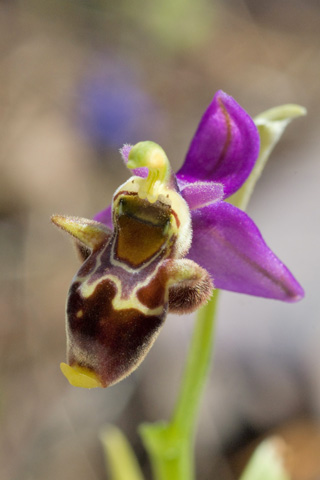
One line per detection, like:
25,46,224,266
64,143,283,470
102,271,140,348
120,144,148,178
188,202,304,302
177,91,260,198
93,205,113,229
180,181,224,210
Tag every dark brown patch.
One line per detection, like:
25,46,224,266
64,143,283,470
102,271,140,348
137,269,166,309
67,279,166,387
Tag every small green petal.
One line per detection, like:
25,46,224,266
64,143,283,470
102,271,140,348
229,104,306,211
239,437,290,480
100,425,145,480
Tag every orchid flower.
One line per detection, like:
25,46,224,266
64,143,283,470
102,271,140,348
52,90,304,389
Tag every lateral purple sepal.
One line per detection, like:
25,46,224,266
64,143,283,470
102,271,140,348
187,201,304,302
94,205,113,229
176,90,260,198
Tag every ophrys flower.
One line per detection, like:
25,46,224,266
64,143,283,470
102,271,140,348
52,90,304,388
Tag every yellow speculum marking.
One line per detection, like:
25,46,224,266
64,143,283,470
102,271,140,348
116,215,168,267
60,362,102,388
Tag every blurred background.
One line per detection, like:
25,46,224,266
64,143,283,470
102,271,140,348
0,1,319,479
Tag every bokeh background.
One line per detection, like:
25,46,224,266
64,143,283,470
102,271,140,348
0,1,319,479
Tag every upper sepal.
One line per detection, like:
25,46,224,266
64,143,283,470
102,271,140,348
176,90,260,198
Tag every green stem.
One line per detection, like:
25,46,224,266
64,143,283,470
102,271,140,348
140,291,219,480
172,290,219,433
139,103,305,480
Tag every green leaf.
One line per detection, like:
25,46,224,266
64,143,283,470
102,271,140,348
239,437,290,480
100,425,145,480
229,104,306,211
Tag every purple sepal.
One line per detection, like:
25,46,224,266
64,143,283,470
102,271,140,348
187,201,304,302
93,205,113,229
176,91,260,198
180,181,224,210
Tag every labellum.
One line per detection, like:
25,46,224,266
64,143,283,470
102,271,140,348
52,141,213,388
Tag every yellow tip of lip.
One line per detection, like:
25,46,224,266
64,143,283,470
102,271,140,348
60,362,103,388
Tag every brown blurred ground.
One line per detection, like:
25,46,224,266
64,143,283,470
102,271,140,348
0,1,319,479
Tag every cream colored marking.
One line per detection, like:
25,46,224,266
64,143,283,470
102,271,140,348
76,310,83,318
112,295,163,317
111,261,166,315
78,264,165,317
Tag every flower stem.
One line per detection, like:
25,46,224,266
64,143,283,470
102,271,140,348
140,291,219,480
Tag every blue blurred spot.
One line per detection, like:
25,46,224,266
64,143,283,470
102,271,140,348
76,59,164,153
